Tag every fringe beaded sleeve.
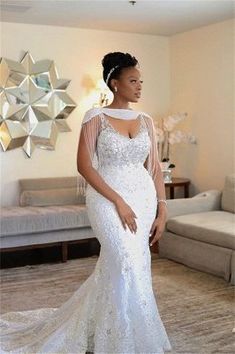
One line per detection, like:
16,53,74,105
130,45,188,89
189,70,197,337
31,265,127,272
77,113,101,197
142,114,167,203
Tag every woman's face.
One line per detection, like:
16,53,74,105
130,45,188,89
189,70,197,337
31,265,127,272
112,66,143,103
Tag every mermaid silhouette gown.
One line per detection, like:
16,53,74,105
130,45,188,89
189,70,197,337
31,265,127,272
0,108,172,353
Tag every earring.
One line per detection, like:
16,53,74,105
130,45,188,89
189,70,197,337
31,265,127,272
114,87,118,93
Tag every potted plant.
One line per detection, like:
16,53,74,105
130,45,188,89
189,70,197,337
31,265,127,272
154,113,197,182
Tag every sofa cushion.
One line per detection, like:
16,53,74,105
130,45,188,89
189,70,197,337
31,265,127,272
19,176,86,206
0,205,91,237
167,211,235,250
20,188,84,207
221,174,235,213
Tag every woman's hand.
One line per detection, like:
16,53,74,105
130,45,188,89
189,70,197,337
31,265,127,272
149,209,167,246
115,197,138,234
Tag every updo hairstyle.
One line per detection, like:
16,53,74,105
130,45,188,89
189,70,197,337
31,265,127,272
102,52,138,91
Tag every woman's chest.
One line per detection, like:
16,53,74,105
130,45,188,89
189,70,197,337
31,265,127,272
96,125,151,165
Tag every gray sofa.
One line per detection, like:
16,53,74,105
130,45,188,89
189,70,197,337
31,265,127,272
159,174,235,285
0,176,97,262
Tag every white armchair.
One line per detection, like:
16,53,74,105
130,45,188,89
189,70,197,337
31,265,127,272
159,175,235,284
166,190,222,219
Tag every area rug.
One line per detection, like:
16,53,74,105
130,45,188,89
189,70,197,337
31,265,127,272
1,254,234,353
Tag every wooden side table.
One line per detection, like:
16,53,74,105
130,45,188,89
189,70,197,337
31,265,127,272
165,177,191,199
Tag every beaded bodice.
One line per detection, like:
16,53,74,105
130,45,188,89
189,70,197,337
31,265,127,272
97,114,150,169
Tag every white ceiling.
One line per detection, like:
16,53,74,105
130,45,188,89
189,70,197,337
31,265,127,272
1,0,234,36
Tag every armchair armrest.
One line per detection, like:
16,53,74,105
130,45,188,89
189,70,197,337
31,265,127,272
166,189,222,219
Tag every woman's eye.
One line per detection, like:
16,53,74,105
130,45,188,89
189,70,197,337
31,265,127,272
130,79,143,84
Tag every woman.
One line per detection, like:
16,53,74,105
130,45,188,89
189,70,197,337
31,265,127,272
76,52,172,353
0,52,172,353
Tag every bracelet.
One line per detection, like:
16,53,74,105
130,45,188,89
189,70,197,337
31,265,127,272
158,199,167,206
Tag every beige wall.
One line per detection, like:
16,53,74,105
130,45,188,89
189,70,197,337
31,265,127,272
170,19,234,195
0,22,170,206
0,19,234,206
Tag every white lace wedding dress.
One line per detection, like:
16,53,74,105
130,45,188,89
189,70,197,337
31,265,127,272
0,108,172,354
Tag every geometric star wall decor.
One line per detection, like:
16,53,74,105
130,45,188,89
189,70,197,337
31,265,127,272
0,52,77,157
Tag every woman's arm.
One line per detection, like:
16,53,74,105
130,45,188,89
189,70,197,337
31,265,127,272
143,115,168,245
150,160,167,217
144,159,167,218
77,121,121,205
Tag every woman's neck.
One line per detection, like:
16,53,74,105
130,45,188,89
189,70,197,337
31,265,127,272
105,97,131,110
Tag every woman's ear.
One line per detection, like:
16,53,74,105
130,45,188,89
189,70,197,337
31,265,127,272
110,78,117,92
